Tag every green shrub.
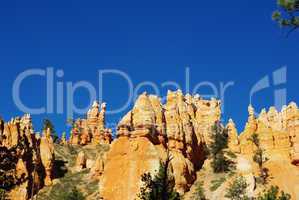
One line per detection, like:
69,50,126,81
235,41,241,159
43,118,59,143
137,152,180,200
248,133,269,184
257,186,291,200
209,123,235,173
192,181,207,200
209,177,226,192
225,176,249,200
60,187,85,200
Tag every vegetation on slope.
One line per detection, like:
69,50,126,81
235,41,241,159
36,144,109,200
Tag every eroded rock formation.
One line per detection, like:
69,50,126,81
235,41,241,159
75,151,87,171
1,93,299,200
90,155,105,180
226,118,240,153
69,101,112,145
226,103,299,199
40,128,55,186
100,90,221,200
237,103,299,162
0,114,55,200
99,93,299,200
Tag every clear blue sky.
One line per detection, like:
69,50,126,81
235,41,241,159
0,0,298,136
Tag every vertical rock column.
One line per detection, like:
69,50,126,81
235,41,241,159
40,128,55,186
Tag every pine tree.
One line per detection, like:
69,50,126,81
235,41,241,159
137,153,180,200
209,123,235,173
257,186,291,200
42,119,59,143
225,176,249,200
248,133,268,184
272,0,299,36
61,132,67,143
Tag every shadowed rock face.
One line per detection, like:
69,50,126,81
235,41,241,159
100,91,221,200
69,101,112,146
0,114,55,200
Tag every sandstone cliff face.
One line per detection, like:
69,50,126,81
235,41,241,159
69,101,112,146
237,103,299,163
225,103,299,199
2,95,299,200
100,94,299,200
100,93,164,200
100,90,221,200
0,114,55,200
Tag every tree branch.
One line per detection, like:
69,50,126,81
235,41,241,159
286,26,299,37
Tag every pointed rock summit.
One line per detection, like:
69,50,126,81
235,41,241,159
100,90,221,200
69,101,112,145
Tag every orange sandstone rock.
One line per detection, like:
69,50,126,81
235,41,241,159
69,101,112,145
226,119,240,153
40,128,55,186
75,151,87,171
0,114,51,199
100,91,219,200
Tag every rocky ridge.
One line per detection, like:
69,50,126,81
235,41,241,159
100,90,221,200
1,91,299,200
0,114,54,200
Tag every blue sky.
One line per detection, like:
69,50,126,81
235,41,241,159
0,0,298,136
